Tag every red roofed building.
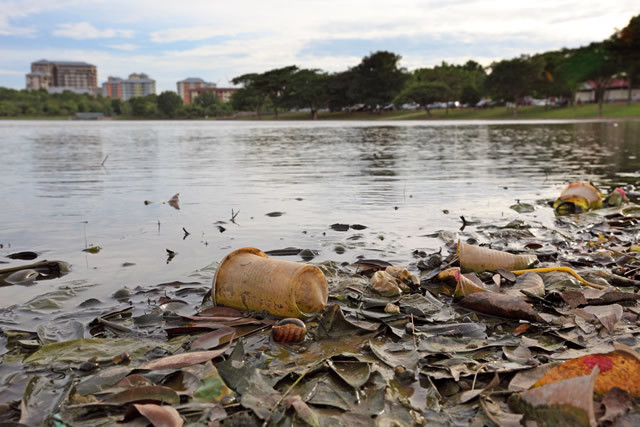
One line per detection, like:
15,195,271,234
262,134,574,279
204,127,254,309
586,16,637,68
575,78,640,103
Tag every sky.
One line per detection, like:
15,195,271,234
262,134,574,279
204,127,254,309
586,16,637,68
0,0,638,93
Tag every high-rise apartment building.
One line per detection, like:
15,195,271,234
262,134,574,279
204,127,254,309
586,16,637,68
26,60,98,95
177,78,216,104
100,73,156,101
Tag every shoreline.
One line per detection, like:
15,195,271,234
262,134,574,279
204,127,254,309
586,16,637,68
2,103,640,122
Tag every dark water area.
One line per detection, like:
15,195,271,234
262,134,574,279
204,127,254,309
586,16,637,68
1,119,639,329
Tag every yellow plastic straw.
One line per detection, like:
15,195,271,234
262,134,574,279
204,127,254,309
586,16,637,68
511,266,609,290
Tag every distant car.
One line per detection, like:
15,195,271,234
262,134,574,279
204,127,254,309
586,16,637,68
476,99,492,108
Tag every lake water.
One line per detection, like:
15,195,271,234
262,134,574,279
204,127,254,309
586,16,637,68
1,119,639,325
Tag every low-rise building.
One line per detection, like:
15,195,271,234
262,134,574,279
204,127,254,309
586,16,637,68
189,87,238,104
101,73,156,101
177,78,216,104
26,59,98,95
575,79,640,103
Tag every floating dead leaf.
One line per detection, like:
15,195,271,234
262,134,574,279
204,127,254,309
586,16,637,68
19,375,72,426
6,251,38,260
510,367,598,426
583,304,623,333
503,345,538,366
138,347,229,370
502,272,545,298
458,373,499,404
131,403,183,427
533,344,640,398
105,385,180,405
457,292,545,322
190,327,236,350
330,223,349,231
598,387,632,425
285,395,320,427
327,360,371,390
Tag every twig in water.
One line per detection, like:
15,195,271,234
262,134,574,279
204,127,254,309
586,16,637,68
263,359,324,427
460,216,467,231
230,209,240,224
101,155,109,167
81,221,88,249
410,313,417,351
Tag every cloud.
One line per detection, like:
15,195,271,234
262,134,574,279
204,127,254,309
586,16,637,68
107,43,139,51
150,27,230,43
53,22,134,39
0,68,25,75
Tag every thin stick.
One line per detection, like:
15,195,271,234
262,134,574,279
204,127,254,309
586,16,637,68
410,313,417,351
511,266,608,290
263,360,324,427
101,155,109,167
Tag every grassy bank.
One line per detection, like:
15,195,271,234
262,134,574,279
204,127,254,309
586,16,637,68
271,102,640,121
2,102,639,121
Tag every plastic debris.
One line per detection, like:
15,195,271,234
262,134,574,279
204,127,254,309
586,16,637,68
553,182,602,215
212,247,328,319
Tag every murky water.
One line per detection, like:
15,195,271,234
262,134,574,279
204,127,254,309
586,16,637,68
1,119,639,324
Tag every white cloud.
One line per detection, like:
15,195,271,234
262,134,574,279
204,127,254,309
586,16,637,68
150,27,230,43
53,22,134,39
0,0,94,36
0,0,638,93
0,68,25,75
107,43,139,51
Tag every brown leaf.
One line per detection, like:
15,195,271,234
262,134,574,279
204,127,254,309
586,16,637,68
138,347,229,370
457,292,545,322
190,327,236,350
105,385,180,405
285,395,320,427
599,387,632,425
511,367,598,426
583,304,623,333
133,403,184,427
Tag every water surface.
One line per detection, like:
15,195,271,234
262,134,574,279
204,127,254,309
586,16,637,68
1,119,639,323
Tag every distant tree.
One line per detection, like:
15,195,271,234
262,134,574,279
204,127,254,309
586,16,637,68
129,95,158,117
0,100,20,116
610,14,640,104
394,81,453,117
485,55,546,117
157,91,183,117
195,90,226,116
261,65,298,118
460,84,481,106
287,69,330,119
230,85,263,115
231,73,268,117
350,51,407,109
413,61,486,112
194,91,218,109
111,98,122,115
327,70,355,112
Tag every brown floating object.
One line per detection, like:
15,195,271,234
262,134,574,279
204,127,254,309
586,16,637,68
272,318,307,343
457,240,538,273
212,247,328,319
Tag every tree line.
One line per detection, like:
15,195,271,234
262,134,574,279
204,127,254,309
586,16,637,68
0,86,232,119
0,14,638,119
231,14,639,118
